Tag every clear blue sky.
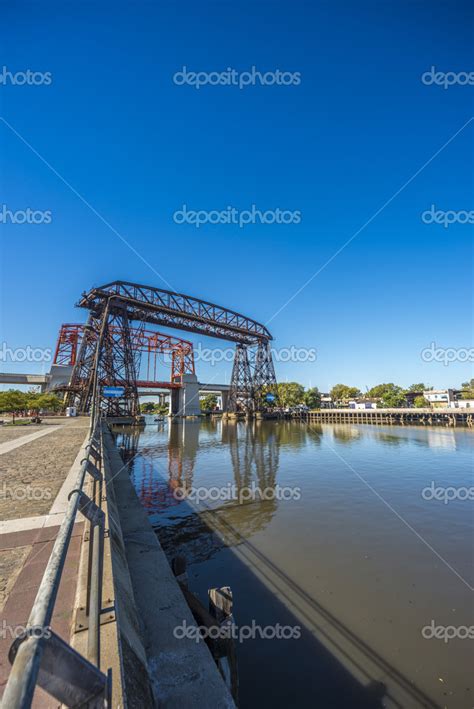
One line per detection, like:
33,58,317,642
1,0,472,392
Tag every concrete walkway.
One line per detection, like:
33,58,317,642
0,418,89,707
0,426,62,456
0,428,89,534
0,421,89,522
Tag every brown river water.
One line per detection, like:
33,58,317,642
116,419,473,709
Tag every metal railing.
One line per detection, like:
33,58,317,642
2,420,110,708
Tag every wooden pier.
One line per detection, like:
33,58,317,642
293,408,473,427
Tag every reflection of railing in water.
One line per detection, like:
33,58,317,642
117,427,141,462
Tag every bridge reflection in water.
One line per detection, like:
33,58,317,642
113,420,467,709
123,419,290,534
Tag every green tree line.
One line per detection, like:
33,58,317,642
140,401,169,416
0,389,63,423
266,380,470,410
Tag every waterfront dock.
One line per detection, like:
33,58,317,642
294,407,473,427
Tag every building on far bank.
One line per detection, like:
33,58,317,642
319,389,470,410
423,390,451,407
450,399,474,409
349,399,378,410
423,389,463,408
405,391,424,407
320,394,333,408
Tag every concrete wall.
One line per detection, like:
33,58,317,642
102,427,235,707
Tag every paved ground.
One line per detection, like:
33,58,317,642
0,418,63,445
0,419,89,521
0,524,84,707
0,546,31,612
0,427,62,456
0,416,89,707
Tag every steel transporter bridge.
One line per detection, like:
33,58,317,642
62,280,278,417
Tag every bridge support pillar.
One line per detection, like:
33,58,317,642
181,374,201,416
169,387,183,416
169,375,201,416
221,390,229,412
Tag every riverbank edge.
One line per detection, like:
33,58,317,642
102,425,235,708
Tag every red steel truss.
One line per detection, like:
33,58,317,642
53,324,82,366
54,323,195,383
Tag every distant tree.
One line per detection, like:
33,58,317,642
27,392,42,412
35,394,62,413
276,382,305,408
367,383,401,399
366,383,406,407
407,383,426,393
140,402,155,414
304,387,321,409
414,396,429,408
381,389,406,408
461,379,474,399
0,389,28,423
330,384,361,404
200,394,218,411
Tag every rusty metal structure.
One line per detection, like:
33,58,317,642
63,280,277,416
55,323,195,382
53,323,82,366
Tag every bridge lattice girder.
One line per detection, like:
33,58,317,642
78,281,272,345
67,281,277,416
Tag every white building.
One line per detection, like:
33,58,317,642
423,389,453,407
320,394,333,408
450,399,474,409
349,400,378,409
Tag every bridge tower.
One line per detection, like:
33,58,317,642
66,299,140,417
65,312,102,413
228,344,254,413
252,339,278,410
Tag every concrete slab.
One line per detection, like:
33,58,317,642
0,426,62,455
